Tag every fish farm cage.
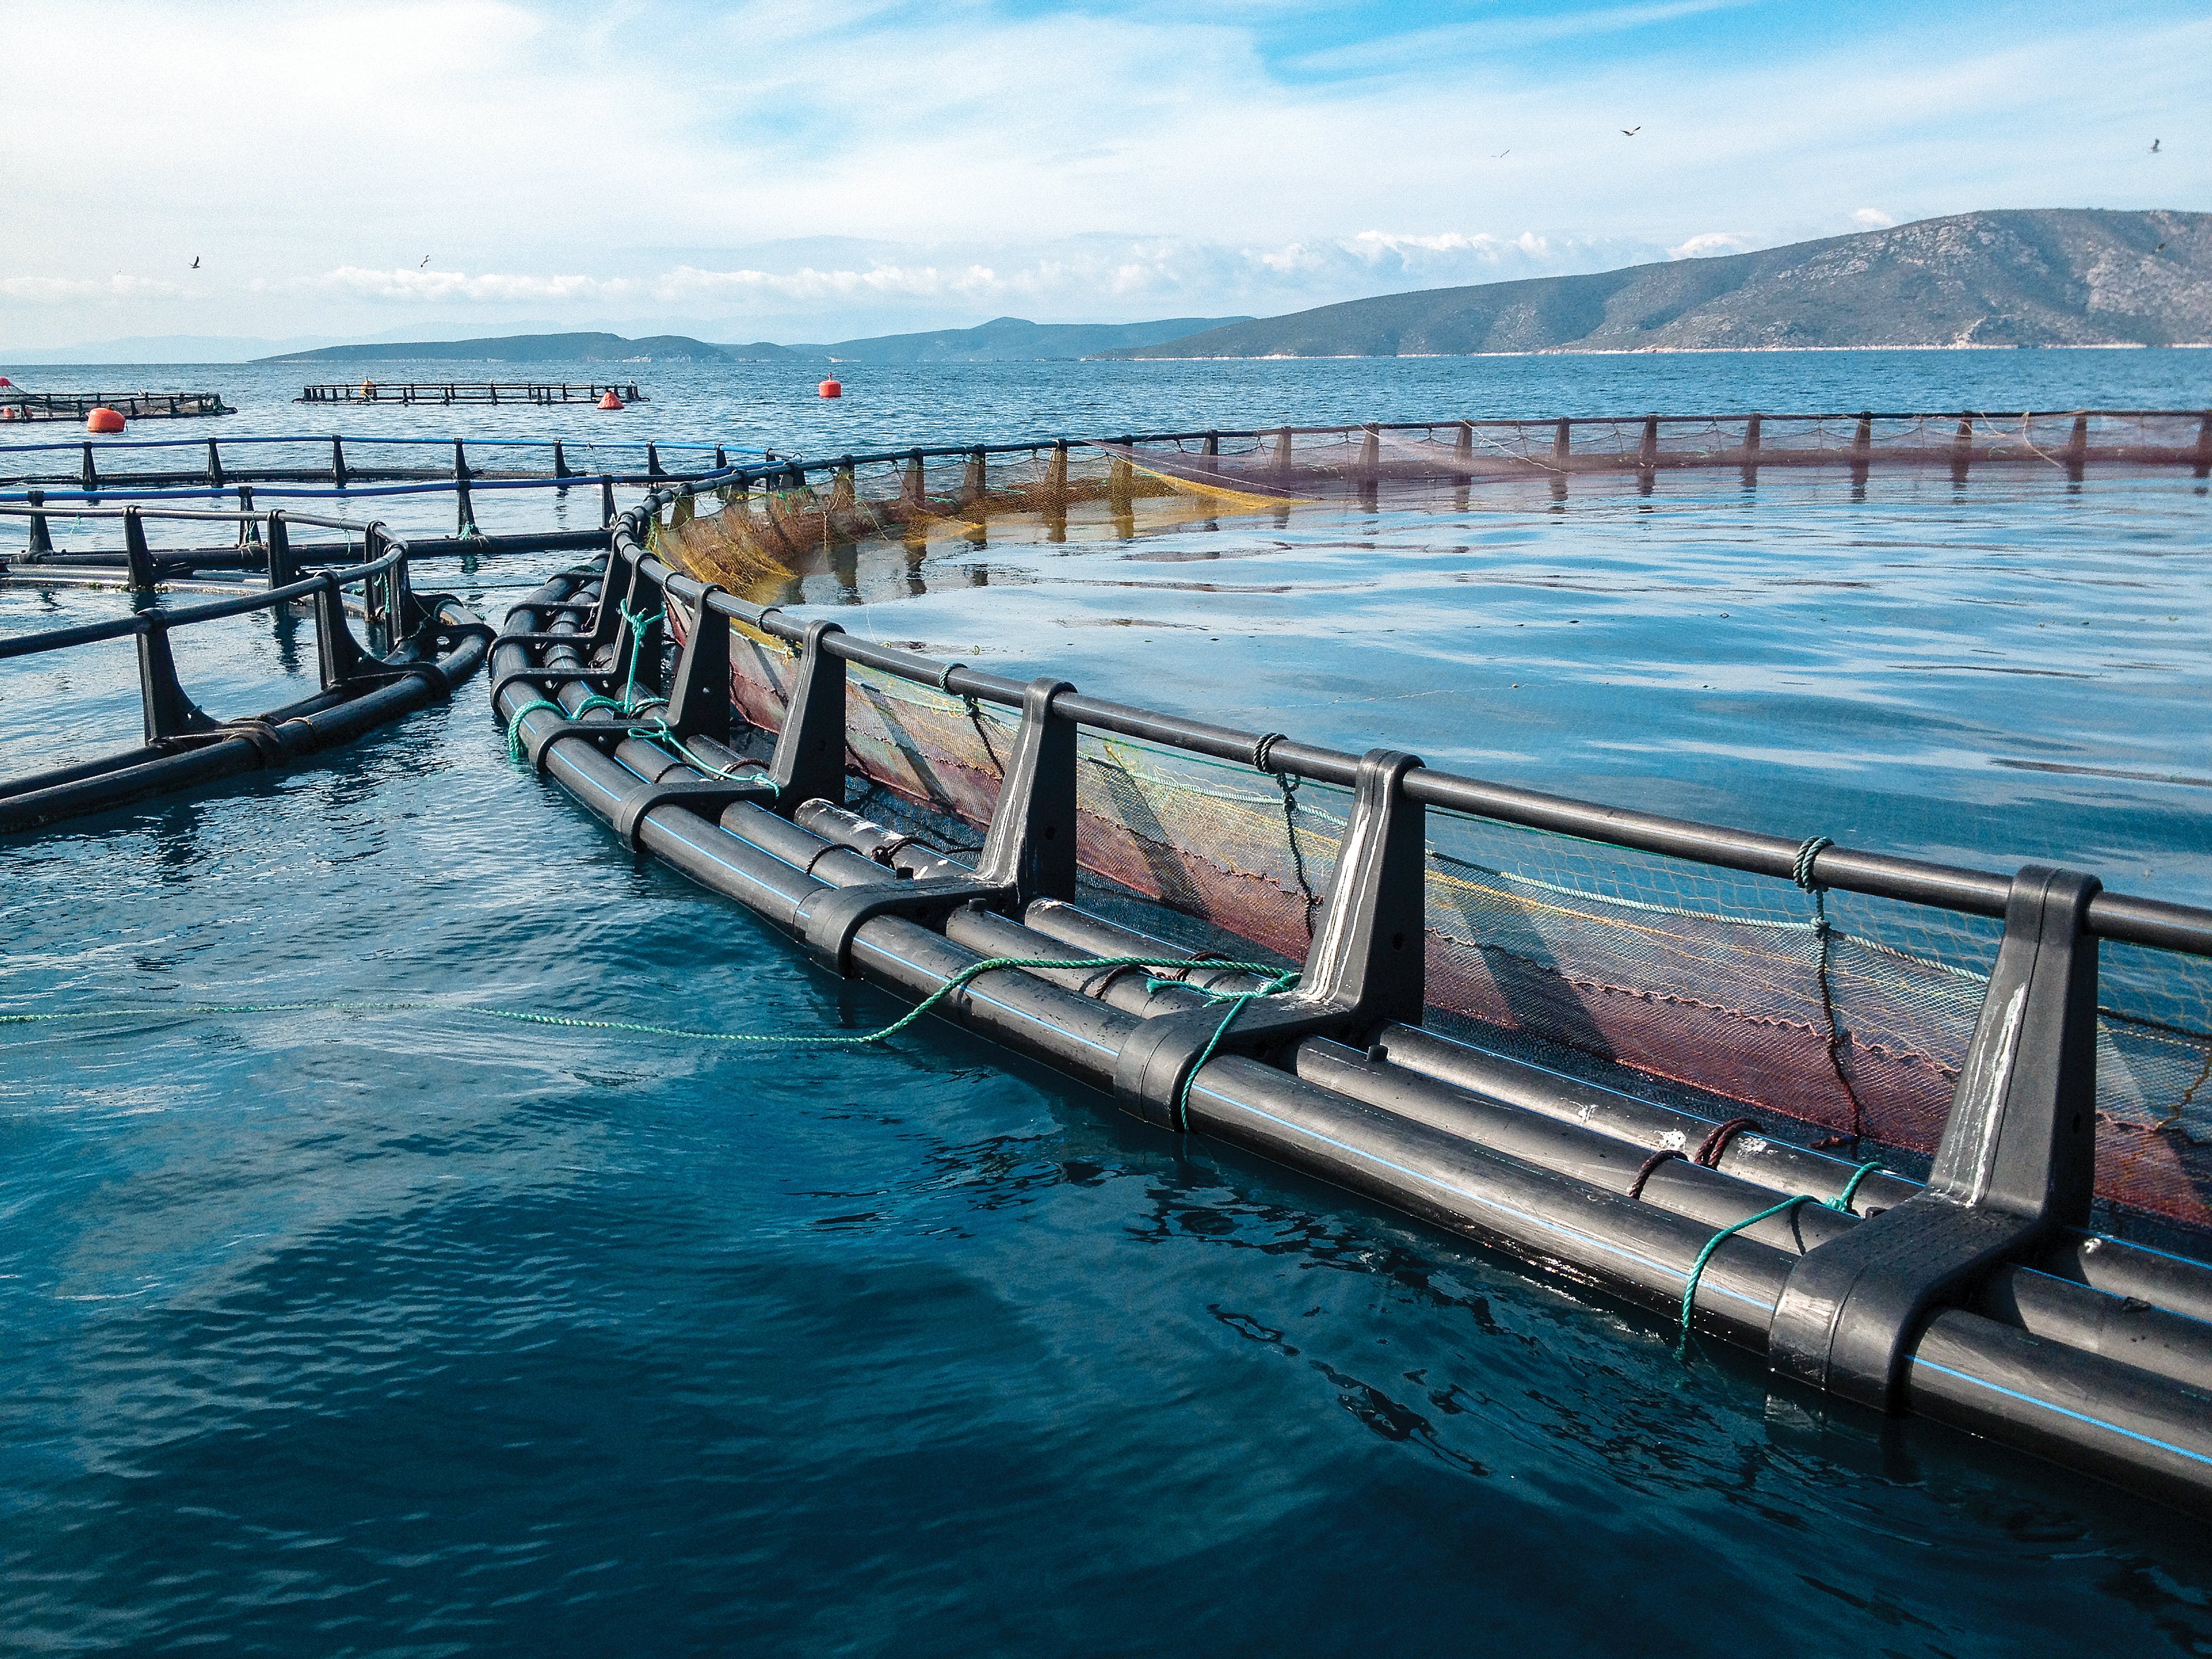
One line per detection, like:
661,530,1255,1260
0,389,232,422
10,404,2212,1518
295,381,649,406
0,499,513,834
484,414,2212,1518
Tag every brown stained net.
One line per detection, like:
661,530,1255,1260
661,434,2212,1234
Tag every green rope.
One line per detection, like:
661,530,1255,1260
504,697,567,760
1143,966,1303,1131
1832,1159,1886,1214
0,956,1290,1056
1675,1164,1888,1353
1678,1194,1816,1354
615,603,665,713
626,715,775,792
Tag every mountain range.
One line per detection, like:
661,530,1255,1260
1104,210,2212,358
259,316,1248,367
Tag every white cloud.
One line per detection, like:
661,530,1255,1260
1853,207,1900,228
1,1,2207,346
1668,232,1755,259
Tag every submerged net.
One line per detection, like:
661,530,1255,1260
659,432,2212,1238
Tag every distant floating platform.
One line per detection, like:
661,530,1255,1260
298,381,649,406
1,390,231,422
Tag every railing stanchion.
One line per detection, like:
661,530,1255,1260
123,508,157,592
81,441,99,493
331,436,349,489
24,488,53,560
136,615,211,741
266,512,294,588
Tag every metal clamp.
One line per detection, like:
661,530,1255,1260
1767,863,2102,1412
1113,748,1427,1130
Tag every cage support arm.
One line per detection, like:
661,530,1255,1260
1769,864,2103,1412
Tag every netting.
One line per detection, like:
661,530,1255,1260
656,434,2212,1237
705,615,2212,1235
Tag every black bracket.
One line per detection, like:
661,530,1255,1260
760,619,848,815
314,571,373,689
138,617,214,741
663,585,732,744
610,777,774,848
486,664,620,708
523,718,632,774
1767,863,2101,1412
1113,747,1427,1130
793,675,1075,975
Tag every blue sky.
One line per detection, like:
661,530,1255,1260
1,0,2203,350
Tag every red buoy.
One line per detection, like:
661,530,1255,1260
85,406,126,434
597,390,624,410
818,378,842,399
0,376,13,388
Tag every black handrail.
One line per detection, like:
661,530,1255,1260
628,478,2212,958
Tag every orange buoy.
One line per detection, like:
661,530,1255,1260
85,406,126,434
818,377,842,399
360,379,376,396
597,390,624,411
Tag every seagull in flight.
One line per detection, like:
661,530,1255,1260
190,255,200,269
1621,126,1641,136
1493,148,1510,159
2150,138,2160,152
420,255,432,267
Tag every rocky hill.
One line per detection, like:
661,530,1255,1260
260,332,726,363
1105,210,2212,358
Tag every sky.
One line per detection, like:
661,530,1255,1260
1,0,2205,352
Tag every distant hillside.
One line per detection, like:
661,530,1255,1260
1106,210,2212,358
767,316,1252,364
260,331,729,364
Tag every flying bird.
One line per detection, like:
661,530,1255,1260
1493,148,1510,159
1621,126,1641,136
420,255,431,267
2150,138,2160,152
190,255,199,269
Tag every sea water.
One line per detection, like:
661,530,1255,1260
1,352,2209,1653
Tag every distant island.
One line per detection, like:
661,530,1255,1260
261,315,1249,367
244,209,2212,371
1103,209,2212,358
260,331,729,365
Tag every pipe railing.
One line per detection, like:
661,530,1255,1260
0,501,496,834
627,475,2212,958
0,432,760,492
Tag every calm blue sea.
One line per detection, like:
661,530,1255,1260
2,350,2209,1654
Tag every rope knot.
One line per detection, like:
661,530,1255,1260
1792,834,1834,893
